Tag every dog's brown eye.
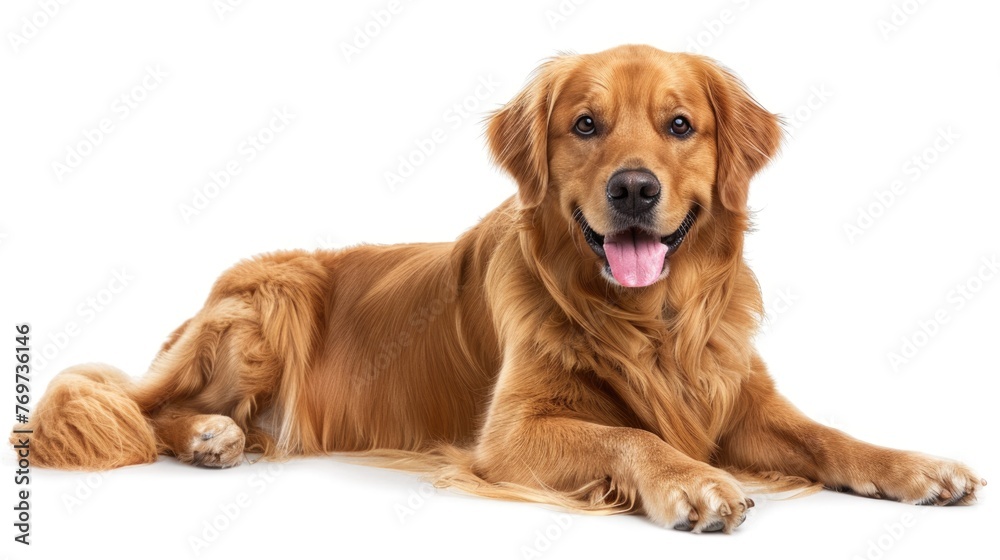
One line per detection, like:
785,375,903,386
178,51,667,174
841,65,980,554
574,115,596,136
669,116,692,137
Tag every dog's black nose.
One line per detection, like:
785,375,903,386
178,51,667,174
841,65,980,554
606,169,660,217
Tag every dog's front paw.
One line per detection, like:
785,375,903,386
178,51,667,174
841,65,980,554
641,466,753,533
838,450,985,506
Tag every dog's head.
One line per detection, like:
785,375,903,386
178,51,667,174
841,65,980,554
488,45,781,288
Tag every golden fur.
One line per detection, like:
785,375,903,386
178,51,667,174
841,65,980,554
13,45,983,532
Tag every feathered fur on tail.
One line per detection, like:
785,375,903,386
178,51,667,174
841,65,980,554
343,444,822,516
10,364,157,470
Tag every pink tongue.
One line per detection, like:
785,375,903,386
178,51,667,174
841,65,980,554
603,230,667,287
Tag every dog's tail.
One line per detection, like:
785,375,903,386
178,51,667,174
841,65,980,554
344,444,638,515
10,364,158,470
345,445,822,516
728,469,824,499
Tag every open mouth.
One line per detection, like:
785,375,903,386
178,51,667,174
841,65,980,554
576,208,698,288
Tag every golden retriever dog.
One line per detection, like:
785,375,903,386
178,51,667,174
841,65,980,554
15,44,984,532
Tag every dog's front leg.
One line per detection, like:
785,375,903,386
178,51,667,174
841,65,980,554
716,355,985,505
474,395,754,532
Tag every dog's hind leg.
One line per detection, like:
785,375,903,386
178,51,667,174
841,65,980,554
134,297,283,466
134,252,329,466
12,251,327,471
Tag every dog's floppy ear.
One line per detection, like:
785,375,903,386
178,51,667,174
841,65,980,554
699,58,782,214
487,58,568,209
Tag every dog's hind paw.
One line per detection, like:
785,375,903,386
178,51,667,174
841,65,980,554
179,415,246,468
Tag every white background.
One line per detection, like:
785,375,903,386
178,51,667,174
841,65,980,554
2,1,999,559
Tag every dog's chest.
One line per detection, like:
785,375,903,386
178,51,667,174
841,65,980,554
553,323,739,448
